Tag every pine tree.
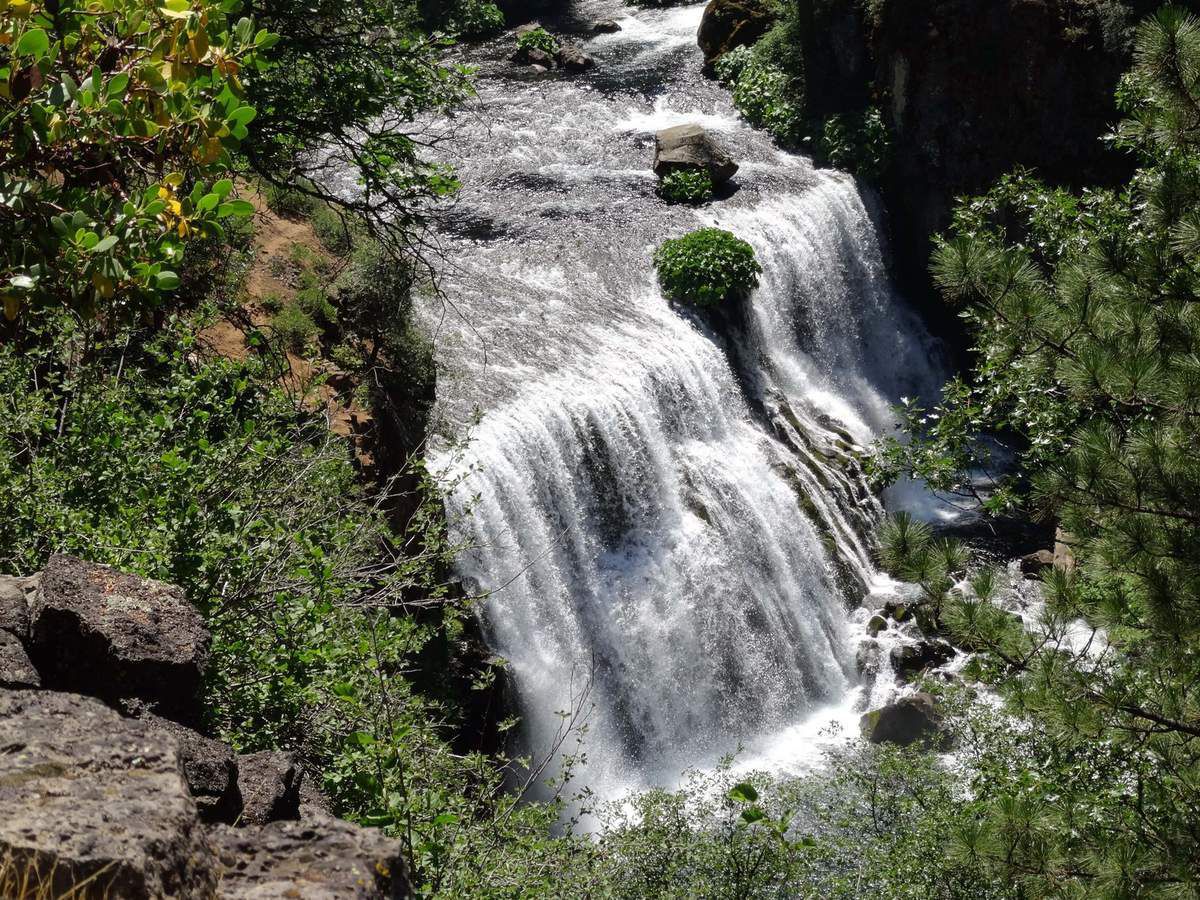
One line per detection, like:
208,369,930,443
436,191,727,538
877,8,1200,895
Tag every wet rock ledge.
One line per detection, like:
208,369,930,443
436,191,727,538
0,554,412,899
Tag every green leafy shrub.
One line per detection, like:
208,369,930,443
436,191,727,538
311,204,354,256
446,0,505,37
272,303,319,353
516,26,559,56
713,45,755,86
262,182,316,217
654,228,762,306
730,57,803,144
816,108,891,179
0,0,271,323
657,169,714,204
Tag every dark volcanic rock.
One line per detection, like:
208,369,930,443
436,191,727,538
0,689,217,898
591,19,621,33
211,815,413,899
141,712,241,823
0,573,36,639
890,640,955,681
556,43,596,71
237,750,302,826
697,0,776,64
0,630,39,688
860,692,948,747
28,554,210,724
653,124,738,184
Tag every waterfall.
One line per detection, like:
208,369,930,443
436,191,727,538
423,0,942,801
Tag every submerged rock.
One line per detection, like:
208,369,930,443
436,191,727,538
653,123,739,184
697,0,776,64
0,689,218,898
28,554,210,724
211,815,413,898
860,692,948,747
866,613,888,637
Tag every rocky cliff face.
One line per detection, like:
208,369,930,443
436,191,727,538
797,0,1161,321
0,555,413,899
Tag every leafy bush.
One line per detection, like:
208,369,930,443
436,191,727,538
272,303,319,354
816,108,891,179
516,27,559,56
654,228,762,306
311,204,354,256
657,169,714,204
446,0,505,37
713,45,755,86
0,0,272,322
262,182,316,217
730,57,803,144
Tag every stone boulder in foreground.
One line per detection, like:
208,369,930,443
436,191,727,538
0,690,218,899
860,692,950,748
29,554,210,724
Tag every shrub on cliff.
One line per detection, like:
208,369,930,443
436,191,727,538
654,228,762,306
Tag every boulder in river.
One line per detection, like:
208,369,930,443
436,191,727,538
860,692,949,747
890,640,955,681
556,43,596,72
592,19,621,33
697,0,777,65
866,613,888,637
1020,548,1055,578
0,689,219,898
653,124,738,184
28,554,210,725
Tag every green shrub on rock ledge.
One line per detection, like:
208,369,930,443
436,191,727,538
657,169,714,205
654,228,762,306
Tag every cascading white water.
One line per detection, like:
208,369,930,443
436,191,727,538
424,0,943,802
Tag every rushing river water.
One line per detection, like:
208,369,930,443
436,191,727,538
423,0,944,805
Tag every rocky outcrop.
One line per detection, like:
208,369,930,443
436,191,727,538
140,712,241,824
653,124,739,184
0,690,219,899
1020,549,1056,578
866,613,888,637
0,573,35,638
0,558,414,897
236,750,302,826
0,629,39,688
211,816,412,898
28,554,210,724
860,691,948,747
697,0,777,64
890,640,955,681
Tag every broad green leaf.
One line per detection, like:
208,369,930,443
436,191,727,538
728,782,759,804
217,199,254,218
16,29,49,57
155,270,180,290
91,235,118,253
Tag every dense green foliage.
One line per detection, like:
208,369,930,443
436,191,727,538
657,168,714,204
243,0,473,255
516,25,558,56
0,0,270,321
654,227,762,306
874,7,1200,894
711,4,891,178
